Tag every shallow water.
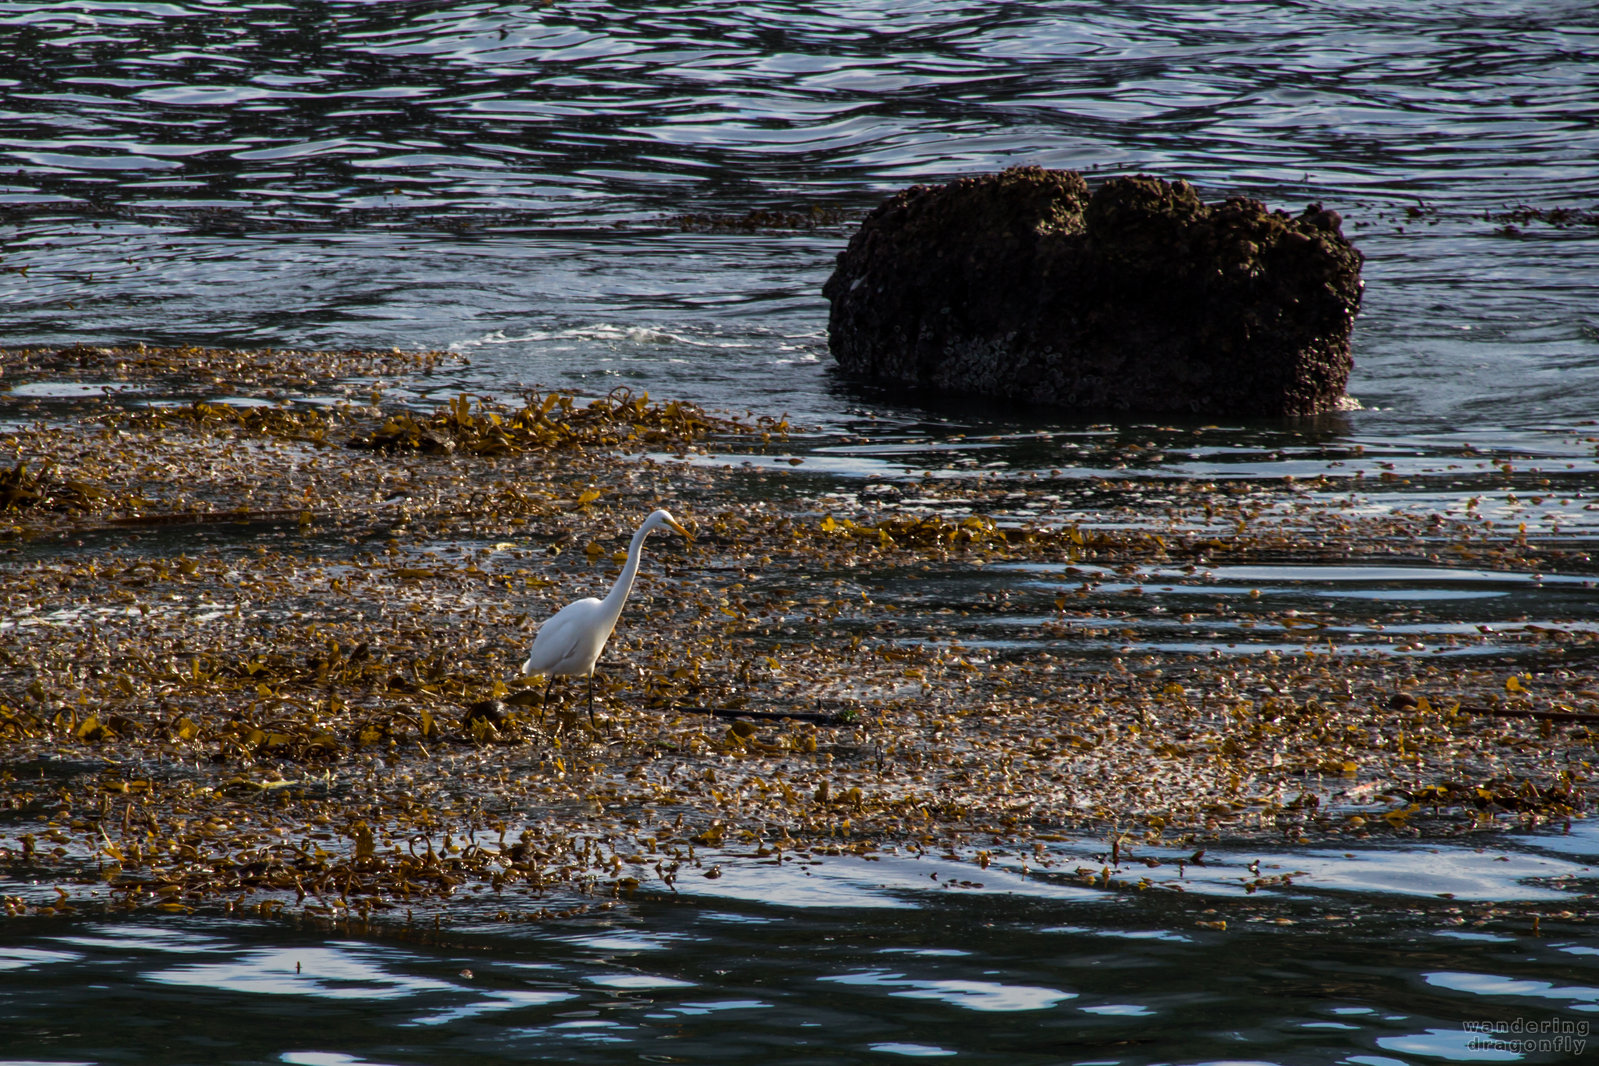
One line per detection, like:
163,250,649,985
4,823,1598,1065
4,2,1599,1062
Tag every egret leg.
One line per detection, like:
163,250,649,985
540,676,555,722
587,672,596,724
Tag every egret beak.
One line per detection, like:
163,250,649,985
666,517,692,540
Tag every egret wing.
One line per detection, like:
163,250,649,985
524,597,607,676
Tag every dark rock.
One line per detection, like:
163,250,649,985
462,699,509,732
822,166,1364,416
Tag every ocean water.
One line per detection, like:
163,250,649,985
3,2,1599,1062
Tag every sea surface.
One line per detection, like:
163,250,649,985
3,2,1599,1063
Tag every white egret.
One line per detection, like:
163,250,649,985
522,508,691,721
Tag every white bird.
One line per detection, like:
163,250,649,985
522,508,691,722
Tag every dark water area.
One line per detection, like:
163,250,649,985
4,2,1599,1063
4,827,1599,1065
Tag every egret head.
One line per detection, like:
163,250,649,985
648,508,692,540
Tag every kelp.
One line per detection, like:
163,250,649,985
0,347,1596,924
104,400,334,443
819,512,1093,553
663,205,859,233
349,389,783,454
0,461,104,513
1,342,453,389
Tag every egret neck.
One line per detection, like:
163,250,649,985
596,514,660,639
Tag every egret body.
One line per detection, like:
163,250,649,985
522,508,690,720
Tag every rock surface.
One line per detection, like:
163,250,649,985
822,166,1364,416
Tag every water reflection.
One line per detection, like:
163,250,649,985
3,852,1595,1064
9,0,1593,209
821,970,1077,1012
150,944,459,999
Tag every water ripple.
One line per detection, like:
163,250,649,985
3,0,1595,218
149,943,461,1000
821,970,1077,1013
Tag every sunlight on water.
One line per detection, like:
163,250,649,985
822,970,1077,1012
149,944,460,999
1425,971,1599,1008
0,946,77,971
411,987,576,1027
869,1042,959,1057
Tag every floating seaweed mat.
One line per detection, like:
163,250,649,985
104,400,333,443
348,389,782,455
664,205,861,232
1398,775,1586,817
0,461,104,513
0,343,453,385
818,512,1091,552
